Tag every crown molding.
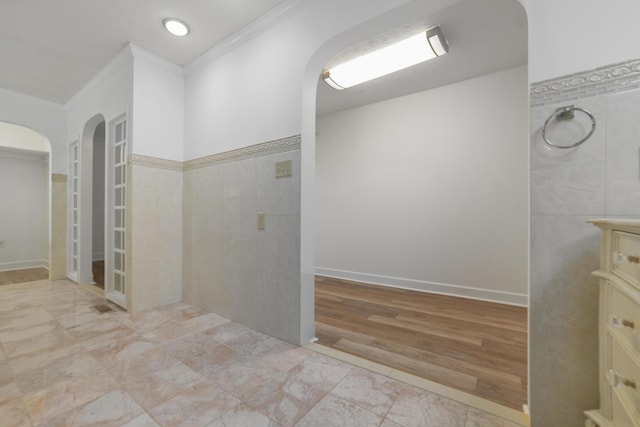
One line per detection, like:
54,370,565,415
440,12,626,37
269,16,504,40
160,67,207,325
184,0,317,76
129,44,184,77
64,44,134,111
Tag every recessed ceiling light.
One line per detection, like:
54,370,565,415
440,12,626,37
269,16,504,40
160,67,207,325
163,18,190,37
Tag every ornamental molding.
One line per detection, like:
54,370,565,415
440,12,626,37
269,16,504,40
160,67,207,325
531,58,640,106
126,135,301,172
184,135,301,171
129,154,183,171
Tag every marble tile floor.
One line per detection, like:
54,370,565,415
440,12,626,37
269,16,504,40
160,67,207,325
0,279,522,427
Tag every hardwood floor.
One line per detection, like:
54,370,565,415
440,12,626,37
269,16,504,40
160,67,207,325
314,276,528,410
0,267,48,286
92,260,104,289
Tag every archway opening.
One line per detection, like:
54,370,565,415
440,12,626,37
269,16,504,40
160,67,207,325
301,0,529,414
73,114,106,291
91,121,106,289
0,121,51,285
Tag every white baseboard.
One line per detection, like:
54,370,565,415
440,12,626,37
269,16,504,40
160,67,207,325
0,259,49,272
315,267,528,307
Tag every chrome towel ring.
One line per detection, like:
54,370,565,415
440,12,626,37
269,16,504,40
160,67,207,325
542,105,596,149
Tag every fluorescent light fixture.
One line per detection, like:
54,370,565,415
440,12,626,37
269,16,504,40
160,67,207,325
163,18,190,36
322,26,448,90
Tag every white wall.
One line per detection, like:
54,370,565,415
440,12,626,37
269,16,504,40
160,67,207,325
0,148,49,271
0,88,65,173
65,47,133,141
315,66,528,305
65,45,133,285
184,0,458,160
132,47,184,161
526,0,640,82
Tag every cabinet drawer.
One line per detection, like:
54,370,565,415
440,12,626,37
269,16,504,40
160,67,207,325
613,232,640,288
611,338,640,424
611,285,640,354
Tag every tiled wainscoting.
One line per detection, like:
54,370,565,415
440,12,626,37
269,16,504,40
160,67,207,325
127,155,182,313
129,156,183,313
182,136,302,344
529,58,640,425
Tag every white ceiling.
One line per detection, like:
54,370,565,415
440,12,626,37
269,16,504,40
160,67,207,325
316,0,527,116
0,0,526,114
0,0,287,103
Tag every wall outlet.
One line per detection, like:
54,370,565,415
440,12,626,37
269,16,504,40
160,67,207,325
275,160,292,178
0,240,5,248
257,213,265,231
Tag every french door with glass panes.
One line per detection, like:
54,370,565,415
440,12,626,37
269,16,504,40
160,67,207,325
68,141,79,282
106,116,127,308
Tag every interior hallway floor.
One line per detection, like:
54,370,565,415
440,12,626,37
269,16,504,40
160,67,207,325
0,279,522,427
0,268,48,286
315,276,528,411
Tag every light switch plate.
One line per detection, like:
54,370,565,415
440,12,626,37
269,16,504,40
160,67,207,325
275,160,292,178
257,213,265,231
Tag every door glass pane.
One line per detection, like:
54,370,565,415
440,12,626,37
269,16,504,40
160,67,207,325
114,273,121,292
116,123,123,142
115,230,121,249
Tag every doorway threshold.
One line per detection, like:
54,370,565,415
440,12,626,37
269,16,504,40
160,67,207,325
305,342,530,427
81,283,105,298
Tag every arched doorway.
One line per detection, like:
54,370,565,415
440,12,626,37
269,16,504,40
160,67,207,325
0,121,51,284
70,113,128,308
299,0,529,416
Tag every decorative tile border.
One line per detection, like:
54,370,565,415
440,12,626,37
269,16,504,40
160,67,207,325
126,135,301,173
531,58,640,107
129,154,183,171
51,174,67,183
184,135,301,171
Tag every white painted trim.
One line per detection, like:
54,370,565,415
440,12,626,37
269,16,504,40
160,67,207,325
184,0,317,76
315,267,528,307
0,146,48,160
129,44,184,77
305,343,529,426
0,259,49,272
